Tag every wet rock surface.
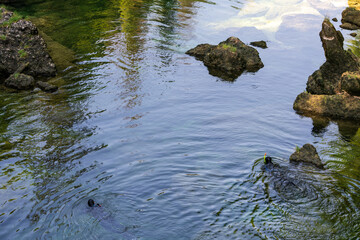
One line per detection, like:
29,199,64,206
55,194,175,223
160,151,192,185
186,37,264,81
250,40,267,49
289,144,324,169
0,8,56,82
306,19,359,95
340,7,360,30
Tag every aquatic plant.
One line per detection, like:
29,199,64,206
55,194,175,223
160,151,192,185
18,49,27,58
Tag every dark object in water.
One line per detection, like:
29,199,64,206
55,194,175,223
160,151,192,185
264,153,272,164
250,40,267,49
88,199,101,207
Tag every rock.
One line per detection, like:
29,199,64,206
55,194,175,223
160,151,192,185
341,7,360,30
0,8,56,82
186,37,264,80
293,92,360,120
36,81,58,93
332,18,338,22
306,19,359,95
340,22,360,30
4,73,35,90
340,71,360,96
250,40,267,49
350,32,357,37
289,144,324,169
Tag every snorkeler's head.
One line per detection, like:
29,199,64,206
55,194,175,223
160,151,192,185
264,153,272,164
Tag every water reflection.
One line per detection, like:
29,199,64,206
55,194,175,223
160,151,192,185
212,0,347,41
0,79,106,237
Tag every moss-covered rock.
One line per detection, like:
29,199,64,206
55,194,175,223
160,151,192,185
340,71,360,96
0,8,56,81
306,19,359,95
186,37,264,81
289,144,324,169
340,7,360,30
293,92,360,120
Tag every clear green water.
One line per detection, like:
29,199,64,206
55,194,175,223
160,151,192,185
1,0,360,239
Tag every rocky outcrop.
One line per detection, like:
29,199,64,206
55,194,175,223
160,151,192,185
0,8,56,82
250,41,267,49
340,7,360,30
186,37,264,81
306,19,359,95
289,144,324,169
294,19,360,121
294,92,360,121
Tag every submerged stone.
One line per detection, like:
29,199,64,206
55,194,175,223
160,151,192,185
289,144,324,169
186,37,264,81
36,81,58,93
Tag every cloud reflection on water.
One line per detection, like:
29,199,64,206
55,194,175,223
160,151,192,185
211,0,347,40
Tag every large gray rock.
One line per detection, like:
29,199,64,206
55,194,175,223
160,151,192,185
186,37,264,81
306,19,359,95
0,8,56,82
289,144,324,169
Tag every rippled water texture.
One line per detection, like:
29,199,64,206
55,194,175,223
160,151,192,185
1,0,360,239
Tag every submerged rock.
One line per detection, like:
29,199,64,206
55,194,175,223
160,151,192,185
340,7,360,30
250,40,267,49
186,37,264,81
289,144,324,169
306,19,359,95
36,81,58,93
0,8,56,81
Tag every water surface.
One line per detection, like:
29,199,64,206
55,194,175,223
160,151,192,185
1,0,360,239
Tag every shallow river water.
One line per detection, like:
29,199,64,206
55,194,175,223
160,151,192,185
1,0,360,239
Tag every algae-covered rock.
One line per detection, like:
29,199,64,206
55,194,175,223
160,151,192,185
340,71,360,96
289,144,324,169
341,7,360,30
186,37,264,81
0,8,56,81
5,73,35,90
250,40,267,49
306,19,359,95
293,92,360,120
36,81,58,93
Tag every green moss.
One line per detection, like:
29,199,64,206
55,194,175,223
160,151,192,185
14,72,19,79
221,43,237,53
295,145,300,152
0,34,5,40
1,11,24,27
18,49,27,58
